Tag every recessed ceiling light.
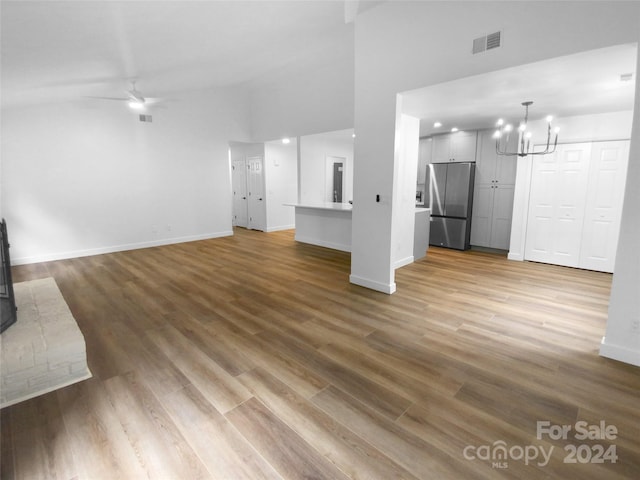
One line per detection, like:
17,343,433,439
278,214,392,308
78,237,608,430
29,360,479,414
451,127,459,133
282,138,291,144
433,121,442,128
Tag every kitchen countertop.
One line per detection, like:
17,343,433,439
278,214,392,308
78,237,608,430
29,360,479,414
285,202,353,212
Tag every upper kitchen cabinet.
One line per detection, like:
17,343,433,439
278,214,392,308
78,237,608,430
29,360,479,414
431,130,477,163
475,129,518,185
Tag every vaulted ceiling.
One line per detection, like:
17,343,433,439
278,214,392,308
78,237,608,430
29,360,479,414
2,1,636,133
1,1,372,108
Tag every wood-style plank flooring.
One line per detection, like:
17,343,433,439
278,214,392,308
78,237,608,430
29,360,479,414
2,228,639,479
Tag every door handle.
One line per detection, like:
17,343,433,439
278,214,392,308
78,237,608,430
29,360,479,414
242,197,246,200
258,198,263,201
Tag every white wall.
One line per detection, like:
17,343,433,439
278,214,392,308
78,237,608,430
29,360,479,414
509,110,634,263
601,56,640,365
391,110,419,270
299,129,354,205
264,140,297,232
351,1,640,292
1,86,251,264
351,1,640,365
527,111,633,144
248,52,354,142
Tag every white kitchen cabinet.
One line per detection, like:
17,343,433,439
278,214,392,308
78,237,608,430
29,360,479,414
470,129,517,249
524,140,629,273
431,131,477,163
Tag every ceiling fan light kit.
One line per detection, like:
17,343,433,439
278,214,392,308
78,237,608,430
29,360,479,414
86,80,164,113
494,101,559,157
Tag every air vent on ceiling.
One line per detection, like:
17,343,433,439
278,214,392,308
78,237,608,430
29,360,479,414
472,31,502,54
139,114,153,123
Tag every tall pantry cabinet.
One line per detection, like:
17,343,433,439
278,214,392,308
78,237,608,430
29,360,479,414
470,130,518,250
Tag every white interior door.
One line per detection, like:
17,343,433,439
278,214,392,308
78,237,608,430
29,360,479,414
247,156,266,231
232,159,248,228
579,141,629,272
525,143,591,267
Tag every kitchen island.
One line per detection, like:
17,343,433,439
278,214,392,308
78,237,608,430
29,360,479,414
287,203,431,261
286,203,353,252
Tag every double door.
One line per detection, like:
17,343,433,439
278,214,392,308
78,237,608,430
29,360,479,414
232,155,266,231
524,141,629,272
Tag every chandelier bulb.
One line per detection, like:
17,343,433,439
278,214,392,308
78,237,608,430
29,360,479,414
554,127,560,134
496,101,559,157
496,119,504,127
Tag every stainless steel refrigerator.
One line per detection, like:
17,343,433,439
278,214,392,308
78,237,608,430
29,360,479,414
425,162,475,250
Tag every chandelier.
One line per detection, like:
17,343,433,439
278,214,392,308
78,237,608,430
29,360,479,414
494,101,559,157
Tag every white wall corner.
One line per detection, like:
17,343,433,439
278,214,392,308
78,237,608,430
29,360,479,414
600,337,640,367
394,256,414,269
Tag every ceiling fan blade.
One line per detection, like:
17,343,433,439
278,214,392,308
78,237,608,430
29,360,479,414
144,97,165,105
84,96,129,101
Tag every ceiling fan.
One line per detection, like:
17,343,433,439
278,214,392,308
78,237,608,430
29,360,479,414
87,81,164,110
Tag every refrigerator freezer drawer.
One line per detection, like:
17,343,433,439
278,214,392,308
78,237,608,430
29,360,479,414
429,216,470,250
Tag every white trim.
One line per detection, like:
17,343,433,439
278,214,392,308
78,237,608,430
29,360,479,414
599,337,640,367
508,252,524,261
349,274,396,294
266,224,295,233
12,231,233,265
394,255,414,269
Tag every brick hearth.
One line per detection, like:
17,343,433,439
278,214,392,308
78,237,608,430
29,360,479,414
1,277,91,408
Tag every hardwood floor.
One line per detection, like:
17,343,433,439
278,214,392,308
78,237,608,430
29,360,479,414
2,227,639,479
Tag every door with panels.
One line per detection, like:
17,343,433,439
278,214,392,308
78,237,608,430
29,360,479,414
579,141,629,272
232,159,248,227
525,143,591,267
246,156,266,231
525,141,629,272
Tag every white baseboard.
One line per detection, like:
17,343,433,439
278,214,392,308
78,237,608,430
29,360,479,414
266,224,295,233
599,336,640,367
394,255,414,269
508,252,524,261
349,274,396,294
12,231,233,265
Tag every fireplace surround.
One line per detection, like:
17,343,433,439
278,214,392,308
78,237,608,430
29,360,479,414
1,218,17,333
